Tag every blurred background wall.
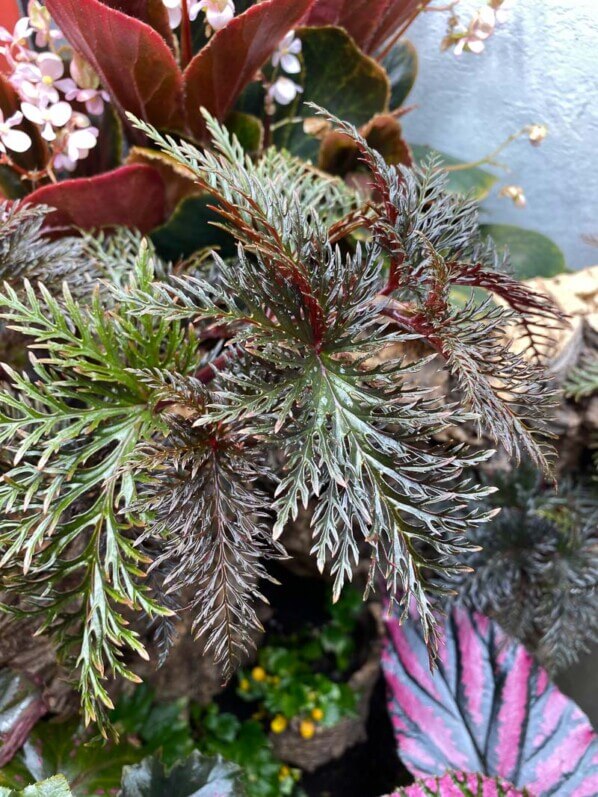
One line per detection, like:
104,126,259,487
402,0,598,270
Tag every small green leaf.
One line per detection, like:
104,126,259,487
480,224,567,279
382,39,418,109
151,194,235,261
275,26,389,159
0,166,28,200
120,751,244,797
225,112,264,155
410,144,498,199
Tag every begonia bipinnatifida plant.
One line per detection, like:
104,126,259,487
0,95,565,734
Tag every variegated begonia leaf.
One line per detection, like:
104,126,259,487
383,607,598,796
387,771,529,797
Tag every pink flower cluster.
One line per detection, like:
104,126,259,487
163,0,235,32
0,1,108,172
443,0,513,56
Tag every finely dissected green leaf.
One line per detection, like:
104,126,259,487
566,352,598,401
132,374,284,678
120,751,244,797
410,144,498,200
274,26,389,159
383,39,418,109
480,223,567,279
0,244,199,733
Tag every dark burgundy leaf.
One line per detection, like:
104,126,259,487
305,0,425,55
27,165,167,233
100,0,176,49
184,0,315,140
46,0,185,132
319,113,412,176
383,606,598,796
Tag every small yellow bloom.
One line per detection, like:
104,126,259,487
251,666,267,682
239,678,250,692
278,765,291,781
311,707,324,722
268,675,281,685
270,714,288,734
299,720,316,740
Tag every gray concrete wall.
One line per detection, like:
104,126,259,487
401,0,598,270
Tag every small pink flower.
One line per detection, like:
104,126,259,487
196,0,235,31
54,121,99,172
163,0,184,28
267,76,302,106
0,110,32,154
63,55,110,116
527,124,548,147
17,53,70,104
499,184,526,208
21,99,72,142
0,17,34,63
454,6,496,56
27,1,61,48
272,31,302,75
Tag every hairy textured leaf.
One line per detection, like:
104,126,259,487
383,607,598,795
0,776,73,796
120,751,244,797
46,0,185,132
388,771,529,796
26,165,167,234
305,0,426,55
275,27,389,159
184,0,314,140
480,224,567,280
0,720,140,795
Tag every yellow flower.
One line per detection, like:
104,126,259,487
270,714,288,734
299,720,316,740
239,678,250,692
251,666,267,682
311,707,324,722
278,765,291,781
